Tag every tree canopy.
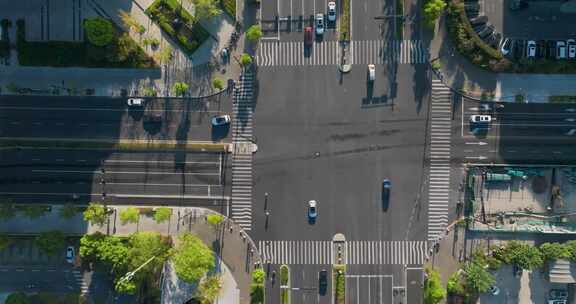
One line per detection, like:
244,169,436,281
172,233,215,283
246,25,263,42
83,203,109,226
120,207,140,225
424,267,446,304
423,0,446,29
192,0,222,19
154,207,172,223
35,230,65,256
84,17,115,46
463,261,495,293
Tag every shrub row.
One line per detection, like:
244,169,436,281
221,0,236,20
339,0,350,41
550,95,576,103
446,0,507,71
146,0,210,55
334,265,346,304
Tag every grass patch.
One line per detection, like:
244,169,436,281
396,0,404,40
221,0,236,20
550,96,576,103
16,292,87,304
339,0,351,41
146,0,211,55
334,265,346,304
15,19,155,68
0,138,229,152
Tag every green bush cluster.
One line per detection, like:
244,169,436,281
424,267,446,304
334,265,346,304
422,0,446,29
549,95,576,103
445,0,506,71
339,0,351,41
15,19,155,68
220,0,236,19
250,268,265,304
146,0,210,55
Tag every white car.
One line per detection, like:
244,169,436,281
127,98,144,107
66,246,75,264
368,64,375,81
557,41,567,59
211,114,231,126
315,14,324,35
500,38,511,56
489,285,500,296
567,39,576,59
327,2,337,22
527,40,536,58
470,115,492,123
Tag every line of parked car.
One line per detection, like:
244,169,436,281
468,15,576,60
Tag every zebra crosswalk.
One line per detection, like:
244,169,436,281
256,39,428,67
427,79,453,241
350,40,428,65
71,270,89,294
258,240,428,265
231,72,255,231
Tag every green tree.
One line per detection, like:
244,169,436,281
540,242,571,261
0,202,15,220
83,203,109,226
212,77,224,90
35,230,65,256
115,278,137,295
84,17,115,46
154,207,172,223
192,0,222,20
116,33,136,62
118,10,146,34
127,231,171,272
172,233,215,283
252,268,265,284
197,275,222,304
424,267,446,304
565,240,576,261
207,214,224,227
59,204,79,219
172,82,189,96
246,25,263,43
463,261,495,293
96,236,130,274
446,271,465,295
0,233,10,251
120,207,140,225
240,53,252,67
5,292,30,304
20,205,48,219
499,241,543,270
79,232,107,261
422,0,446,29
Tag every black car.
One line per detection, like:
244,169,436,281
536,40,546,58
318,269,328,295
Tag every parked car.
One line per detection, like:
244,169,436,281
547,40,557,59
66,246,75,264
500,38,511,56
537,40,546,58
315,14,324,35
527,40,536,58
470,115,492,123
514,40,526,60
557,41,567,59
567,39,576,59
368,64,375,81
211,114,231,126
308,200,318,220
318,269,328,295
127,98,144,107
327,2,337,22
478,24,495,39
469,15,488,26
304,26,313,47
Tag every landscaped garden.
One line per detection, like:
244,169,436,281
15,17,156,68
146,0,211,55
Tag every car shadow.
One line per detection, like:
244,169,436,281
211,124,230,142
381,191,390,212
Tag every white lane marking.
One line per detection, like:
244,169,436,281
105,160,220,165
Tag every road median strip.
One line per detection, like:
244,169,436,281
0,137,230,152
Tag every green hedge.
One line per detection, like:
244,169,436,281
334,265,346,304
221,0,236,20
446,0,506,71
549,96,576,103
339,0,351,41
15,19,155,68
146,0,210,55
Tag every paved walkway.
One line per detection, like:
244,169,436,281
429,15,576,103
0,205,260,304
0,0,245,98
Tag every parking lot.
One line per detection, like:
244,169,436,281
464,0,576,61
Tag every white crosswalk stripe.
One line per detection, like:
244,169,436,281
231,72,255,231
72,270,89,293
256,40,428,67
258,240,428,265
350,40,428,65
427,79,453,241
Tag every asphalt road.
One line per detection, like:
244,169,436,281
454,98,576,164
0,149,230,207
265,265,332,304
0,95,232,142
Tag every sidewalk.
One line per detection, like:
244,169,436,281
430,15,576,103
0,205,261,304
0,0,243,98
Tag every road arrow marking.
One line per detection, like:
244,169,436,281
465,142,488,145
566,118,576,122
465,156,487,160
